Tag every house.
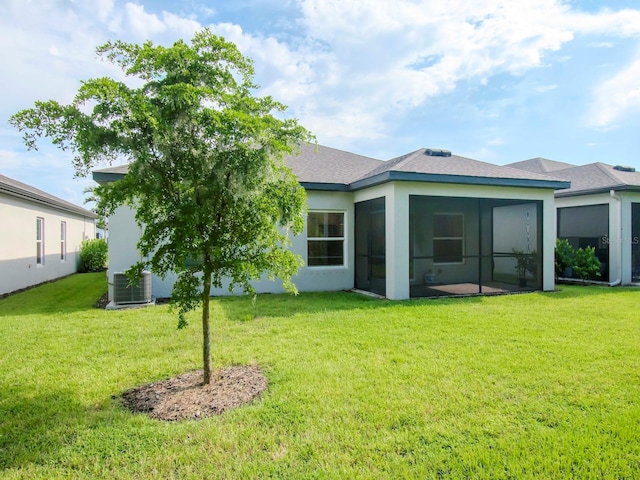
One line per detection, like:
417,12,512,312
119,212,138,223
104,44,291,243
93,145,569,301
0,173,97,296
509,158,640,285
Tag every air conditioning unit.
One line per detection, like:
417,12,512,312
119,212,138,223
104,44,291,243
113,271,152,305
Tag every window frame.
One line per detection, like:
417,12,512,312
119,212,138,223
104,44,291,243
433,213,464,265
60,221,67,262
36,217,45,266
307,210,346,268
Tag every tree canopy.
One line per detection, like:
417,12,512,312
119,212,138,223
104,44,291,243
11,29,313,383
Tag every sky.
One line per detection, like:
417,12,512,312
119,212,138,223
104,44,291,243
2,0,640,207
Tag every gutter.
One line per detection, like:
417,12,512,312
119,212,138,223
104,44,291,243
609,189,622,286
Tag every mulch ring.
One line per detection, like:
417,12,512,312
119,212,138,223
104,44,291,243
95,292,109,309
120,365,268,421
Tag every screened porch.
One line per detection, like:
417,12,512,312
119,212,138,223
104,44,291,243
355,195,544,298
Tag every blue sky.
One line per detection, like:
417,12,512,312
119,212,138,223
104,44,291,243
2,0,640,206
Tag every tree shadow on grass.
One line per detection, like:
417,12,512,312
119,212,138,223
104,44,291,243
215,284,640,322
542,284,640,301
215,289,487,322
0,387,93,470
0,383,158,473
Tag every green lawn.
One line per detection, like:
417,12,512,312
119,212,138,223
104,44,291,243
1,273,639,479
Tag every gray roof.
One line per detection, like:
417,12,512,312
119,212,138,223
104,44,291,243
553,163,640,197
356,149,567,186
285,144,383,187
508,158,640,196
93,164,129,184
507,157,575,174
93,145,570,191
93,146,383,188
0,173,98,218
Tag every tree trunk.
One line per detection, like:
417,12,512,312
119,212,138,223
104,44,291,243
202,268,212,385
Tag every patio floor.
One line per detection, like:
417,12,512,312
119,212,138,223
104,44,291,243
410,281,534,298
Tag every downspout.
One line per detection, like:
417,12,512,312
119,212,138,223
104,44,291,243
609,189,622,286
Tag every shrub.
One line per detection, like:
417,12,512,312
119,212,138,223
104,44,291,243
555,239,576,278
513,249,537,278
78,238,108,273
573,245,602,281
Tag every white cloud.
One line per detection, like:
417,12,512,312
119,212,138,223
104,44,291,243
3,0,640,162
0,149,19,170
588,42,614,48
124,3,168,39
284,0,640,140
588,51,640,129
569,8,640,36
95,0,115,22
282,0,584,141
487,138,505,146
535,84,558,93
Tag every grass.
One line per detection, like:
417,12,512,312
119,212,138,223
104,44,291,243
1,273,639,478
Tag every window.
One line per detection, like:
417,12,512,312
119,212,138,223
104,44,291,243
307,211,345,266
60,221,67,261
36,217,44,265
433,213,463,264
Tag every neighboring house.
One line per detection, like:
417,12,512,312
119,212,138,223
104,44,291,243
93,145,568,301
0,174,97,296
509,158,640,285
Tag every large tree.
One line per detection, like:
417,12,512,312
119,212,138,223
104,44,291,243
11,29,312,384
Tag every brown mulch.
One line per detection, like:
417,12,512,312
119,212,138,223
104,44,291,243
120,365,268,421
95,292,109,309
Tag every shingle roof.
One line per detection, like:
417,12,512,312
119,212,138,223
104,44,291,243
507,157,575,174
508,158,640,196
552,163,640,196
92,145,570,191
360,149,566,183
285,144,383,185
93,146,383,187
0,173,98,218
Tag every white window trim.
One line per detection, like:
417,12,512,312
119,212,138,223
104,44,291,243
307,210,347,268
36,217,45,266
433,213,464,265
60,221,67,262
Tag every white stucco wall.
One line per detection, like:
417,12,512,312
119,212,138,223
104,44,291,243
106,190,356,299
0,194,96,295
106,205,145,300
556,191,640,285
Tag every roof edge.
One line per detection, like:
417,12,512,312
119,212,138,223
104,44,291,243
0,184,98,219
349,171,571,191
92,171,126,184
299,182,350,192
556,185,640,198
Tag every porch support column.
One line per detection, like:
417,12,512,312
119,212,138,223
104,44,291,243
542,195,556,291
615,193,630,284
621,198,632,284
386,186,410,300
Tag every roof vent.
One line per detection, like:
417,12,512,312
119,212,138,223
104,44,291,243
425,149,452,157
613,165,636,172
